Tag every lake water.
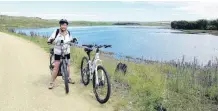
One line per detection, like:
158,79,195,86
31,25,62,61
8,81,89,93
15,26,218,64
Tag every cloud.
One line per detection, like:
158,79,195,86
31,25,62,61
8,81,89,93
0,12,20,16
0,12,100,20
120,1,137,3
133,8,146,11
36,13,100,20
0,11,37,17
173,2,218,19
1,2,218,21
37,13,97,18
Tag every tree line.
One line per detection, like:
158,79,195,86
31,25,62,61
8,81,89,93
113,22,141,25
171,19,218,30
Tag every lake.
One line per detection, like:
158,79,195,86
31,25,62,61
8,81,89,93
15,26,218,64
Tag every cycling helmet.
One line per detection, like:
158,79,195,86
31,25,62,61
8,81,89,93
59,19,68,25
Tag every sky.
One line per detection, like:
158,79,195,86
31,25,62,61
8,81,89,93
0,1,218,22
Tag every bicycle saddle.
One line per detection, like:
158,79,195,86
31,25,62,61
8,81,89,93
84,47,93,52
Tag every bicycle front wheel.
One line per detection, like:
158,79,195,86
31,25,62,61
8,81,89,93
62,60,69,94
49,54,55,75
93,65,111,104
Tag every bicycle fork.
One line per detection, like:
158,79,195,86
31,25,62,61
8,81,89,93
89,61,104,86
88,60,100,85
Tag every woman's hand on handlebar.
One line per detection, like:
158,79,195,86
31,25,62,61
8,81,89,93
71,38,78,44
47,39,54,44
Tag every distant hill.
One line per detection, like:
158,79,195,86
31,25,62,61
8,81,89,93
0,15,57,31
0,15,169,31
113,22,141,25
113,21,170,26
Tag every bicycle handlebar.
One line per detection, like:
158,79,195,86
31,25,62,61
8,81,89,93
82,44,94,48
48,39,78,45
82,44,112,49
104,45,112,48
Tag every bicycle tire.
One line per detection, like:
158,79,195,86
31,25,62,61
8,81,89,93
93,65,111,104
62,60,69,94
80,57,90,86
49,54,54,75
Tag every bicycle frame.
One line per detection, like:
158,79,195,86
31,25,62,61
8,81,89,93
87,49,104,86
53,41,72,76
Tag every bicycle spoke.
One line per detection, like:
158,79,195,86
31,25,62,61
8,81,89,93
82,68,88,81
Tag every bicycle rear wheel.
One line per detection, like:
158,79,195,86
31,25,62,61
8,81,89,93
80,57,90,86
93,65,111,104
62,60,69,94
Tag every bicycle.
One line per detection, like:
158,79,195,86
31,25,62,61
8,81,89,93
80,44,112,104
48,39,77,94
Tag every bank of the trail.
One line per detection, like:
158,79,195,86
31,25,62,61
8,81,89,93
0,32,113,111
172,29,218,36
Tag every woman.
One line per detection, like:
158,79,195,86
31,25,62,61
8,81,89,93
47,19,76,89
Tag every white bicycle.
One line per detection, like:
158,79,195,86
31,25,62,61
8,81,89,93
80,44,111,104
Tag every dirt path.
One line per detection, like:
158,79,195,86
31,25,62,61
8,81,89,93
0,32,113,111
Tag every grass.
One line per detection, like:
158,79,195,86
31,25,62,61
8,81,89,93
5,30,218,111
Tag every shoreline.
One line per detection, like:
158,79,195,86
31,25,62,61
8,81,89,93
13,28,217,66
172,29,218,36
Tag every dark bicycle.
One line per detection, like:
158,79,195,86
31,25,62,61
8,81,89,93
48,39,77,94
